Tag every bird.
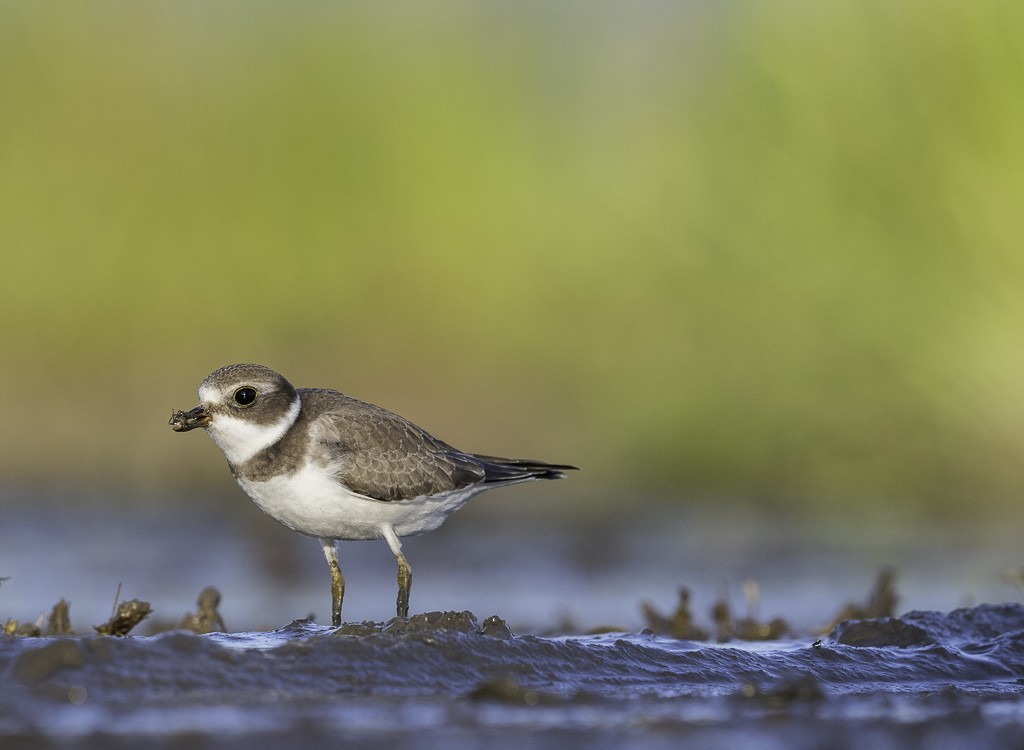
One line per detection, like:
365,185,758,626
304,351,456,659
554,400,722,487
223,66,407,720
169,363,577,626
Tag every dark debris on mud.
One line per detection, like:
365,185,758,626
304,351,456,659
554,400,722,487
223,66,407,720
3,586,222,639
94,598,153,636
640,568,898,643
176,586,226,634
2,566,902,644
332,609,514,639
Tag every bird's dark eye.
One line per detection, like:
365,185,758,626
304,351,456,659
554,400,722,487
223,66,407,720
234,387,258,406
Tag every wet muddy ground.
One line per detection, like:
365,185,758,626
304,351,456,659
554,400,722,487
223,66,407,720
3,493,1024,747
5,605,1024,749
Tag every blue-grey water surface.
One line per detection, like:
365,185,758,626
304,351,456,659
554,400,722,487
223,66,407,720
4,606,1024,749
3,488,1024,748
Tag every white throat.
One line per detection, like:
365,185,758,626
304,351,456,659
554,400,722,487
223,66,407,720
206,395,302,466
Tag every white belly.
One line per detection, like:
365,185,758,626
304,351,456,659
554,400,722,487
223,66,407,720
236,463,481,541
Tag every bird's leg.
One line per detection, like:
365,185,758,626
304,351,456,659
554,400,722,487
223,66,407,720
396,553,413,619
381,526,412,619
320,538,345,626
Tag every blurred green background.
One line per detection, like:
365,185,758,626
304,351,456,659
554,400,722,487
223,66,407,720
3,1,1024,519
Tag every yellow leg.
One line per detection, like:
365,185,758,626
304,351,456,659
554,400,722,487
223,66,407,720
396,552,413,619
381,526,412,619
321,538,345,626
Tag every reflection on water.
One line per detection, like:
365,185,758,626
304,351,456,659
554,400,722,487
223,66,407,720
1,486,1021,635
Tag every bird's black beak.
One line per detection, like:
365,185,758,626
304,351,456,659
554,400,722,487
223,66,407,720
169,405,212,432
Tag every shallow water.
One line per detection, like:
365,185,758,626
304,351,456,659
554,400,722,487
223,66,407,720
4,606,1024,749
2,489,1021,635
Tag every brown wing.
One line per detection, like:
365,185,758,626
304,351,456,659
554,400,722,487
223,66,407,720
302,389,485,502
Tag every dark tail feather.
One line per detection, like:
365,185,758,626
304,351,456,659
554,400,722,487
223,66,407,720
472,454,579,483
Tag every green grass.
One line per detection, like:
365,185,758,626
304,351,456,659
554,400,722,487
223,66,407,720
3,1,1024,515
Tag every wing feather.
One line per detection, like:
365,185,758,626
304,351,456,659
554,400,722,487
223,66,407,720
302,389,484,502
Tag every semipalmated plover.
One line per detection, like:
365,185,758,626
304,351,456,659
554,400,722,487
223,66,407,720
170,364,577,625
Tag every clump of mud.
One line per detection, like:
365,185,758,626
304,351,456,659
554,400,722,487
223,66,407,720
470,675,563,706
641,588,710,640
2,585,229,638
332,610,513,639
829,616,929,648
177,586,227,634
821,567,898,631
4,599,76,638
641,569,899,642
94,599,153,636
736,673,826,707
642,583,790,642
711,593,790,641
47,599,73,635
